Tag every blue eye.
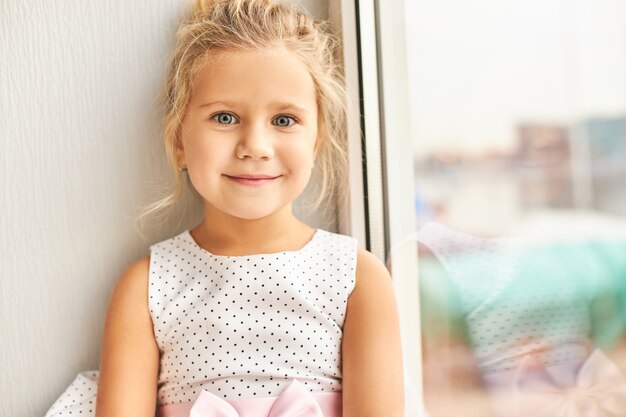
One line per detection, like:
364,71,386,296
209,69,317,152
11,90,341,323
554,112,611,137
212,113,238,125
273,115,296,127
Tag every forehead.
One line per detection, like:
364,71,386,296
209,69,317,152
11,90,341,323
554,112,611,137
190,47,317,110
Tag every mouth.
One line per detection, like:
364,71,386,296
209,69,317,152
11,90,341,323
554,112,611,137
224,174,281,185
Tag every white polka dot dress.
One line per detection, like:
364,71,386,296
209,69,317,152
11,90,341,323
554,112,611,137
44,228,357,416
150,228,357,404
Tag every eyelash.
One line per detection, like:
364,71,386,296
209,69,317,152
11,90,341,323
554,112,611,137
210,112,299,127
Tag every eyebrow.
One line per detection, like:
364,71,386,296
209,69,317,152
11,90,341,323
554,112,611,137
197,100,309,113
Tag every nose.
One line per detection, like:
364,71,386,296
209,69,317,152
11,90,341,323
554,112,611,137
235,123,275,160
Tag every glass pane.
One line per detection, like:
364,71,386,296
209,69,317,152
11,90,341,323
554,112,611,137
405,1,626,415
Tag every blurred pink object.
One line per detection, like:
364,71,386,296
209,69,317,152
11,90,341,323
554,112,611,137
514,349,626,416
158,379,340,417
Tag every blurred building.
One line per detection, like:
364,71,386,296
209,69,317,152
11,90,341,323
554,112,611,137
412,117,626,233
513,123,574,209
584,117,626,215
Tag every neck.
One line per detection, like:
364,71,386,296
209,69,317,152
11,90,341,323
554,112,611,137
190,204,314,256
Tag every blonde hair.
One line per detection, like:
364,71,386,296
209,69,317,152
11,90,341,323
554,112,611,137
140,0,348,224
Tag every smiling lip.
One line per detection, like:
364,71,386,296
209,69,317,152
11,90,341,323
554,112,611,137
225,174,280,185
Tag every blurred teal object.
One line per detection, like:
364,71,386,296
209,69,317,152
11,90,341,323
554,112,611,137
418,222,626,378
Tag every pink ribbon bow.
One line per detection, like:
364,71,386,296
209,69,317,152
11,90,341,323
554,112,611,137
189,380,326,417
513,349,626,417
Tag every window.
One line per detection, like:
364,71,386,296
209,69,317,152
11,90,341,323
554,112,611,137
371,0,626,415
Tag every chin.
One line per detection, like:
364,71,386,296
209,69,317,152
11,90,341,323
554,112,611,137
225,205,286,222
231,211,269,221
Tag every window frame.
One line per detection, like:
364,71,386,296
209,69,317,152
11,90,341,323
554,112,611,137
331,0,424,406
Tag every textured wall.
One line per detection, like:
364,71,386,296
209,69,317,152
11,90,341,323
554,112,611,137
0,1,331,416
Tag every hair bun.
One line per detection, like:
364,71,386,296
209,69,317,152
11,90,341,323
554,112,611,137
192,0,273,19
192,0,219,16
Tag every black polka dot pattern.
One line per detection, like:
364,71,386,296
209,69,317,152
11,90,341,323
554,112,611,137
149,228,356,405
43,229,357,415
44,371,98,416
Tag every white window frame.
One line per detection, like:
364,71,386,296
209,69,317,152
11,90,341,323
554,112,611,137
331,0,423,409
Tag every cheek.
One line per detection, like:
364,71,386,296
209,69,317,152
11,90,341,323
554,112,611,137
287,140,316,165
289,149,316,187
302,128,319,160
186,136,228,167
184,145,224,189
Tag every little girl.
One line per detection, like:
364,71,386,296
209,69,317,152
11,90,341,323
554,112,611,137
44,1,404,416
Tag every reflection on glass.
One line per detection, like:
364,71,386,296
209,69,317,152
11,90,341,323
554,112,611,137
417,224,626,416
404,0,626,415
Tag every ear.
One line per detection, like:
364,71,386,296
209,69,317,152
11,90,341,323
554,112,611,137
175,136,187,167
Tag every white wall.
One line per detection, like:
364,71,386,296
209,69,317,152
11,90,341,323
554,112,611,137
0,1,330,416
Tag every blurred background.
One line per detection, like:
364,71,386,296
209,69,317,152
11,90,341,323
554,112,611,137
409,0,625,233
404,0,626,415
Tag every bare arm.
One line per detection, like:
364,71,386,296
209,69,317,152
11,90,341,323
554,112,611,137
341,248,404,417
95,256,160,417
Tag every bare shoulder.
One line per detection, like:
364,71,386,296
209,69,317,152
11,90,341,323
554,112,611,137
118,255,151,286
352,247,393,295
103,254,154,346
103,255,153,339
348,247,397,321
